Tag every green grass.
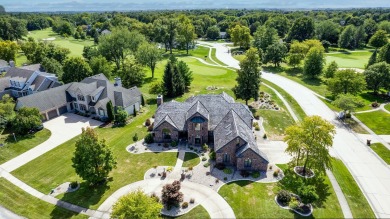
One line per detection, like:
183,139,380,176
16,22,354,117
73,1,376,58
28,28,95,57
385,104,390,112
257,84,295,138
0,178,86,219
0,129,51,164
271,66,387,111
12,108,178,210
233,54,245,62
182,152,200,168
210,48,228,66
167,205,210,219
262,79,306,121
331,159,376,218
355,111,390,134
325,50,372,69
370,143,390,164
219,176,343,218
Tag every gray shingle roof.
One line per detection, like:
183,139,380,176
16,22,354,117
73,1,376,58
0,77,10,91
186,100,209,120
5,67,35,82
20,64,44,72
0,60,8,68
16,83,73,111
155,92,253,131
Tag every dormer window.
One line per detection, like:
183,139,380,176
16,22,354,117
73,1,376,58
236,138,240,146
77,94,85,101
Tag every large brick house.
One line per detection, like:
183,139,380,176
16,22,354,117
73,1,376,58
16,74,142,121
153,92,268,171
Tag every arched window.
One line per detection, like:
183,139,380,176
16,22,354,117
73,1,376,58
244,158,252,167
191,116,205,123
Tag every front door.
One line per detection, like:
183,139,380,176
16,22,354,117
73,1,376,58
195,137,201,145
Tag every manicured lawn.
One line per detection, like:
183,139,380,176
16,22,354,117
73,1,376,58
355,111,390,134
182,152,200,168
262,79,306,121
272,67,386,111
28,28,95,57
331,159,376,218
385,104,390,112
12,108,178,209
219,177,343,219
233,54,245,62
257,84,295,138
325,50,372,69
370,143,390,164
210,48,228,66
0,128,51,164
0,178,86,219
165,205,210,219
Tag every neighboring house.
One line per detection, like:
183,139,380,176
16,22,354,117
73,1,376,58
220,32,227,39
153,92,269,171
16,74,143,121
0,59,10,73
101,29,111,35
0,64,61,99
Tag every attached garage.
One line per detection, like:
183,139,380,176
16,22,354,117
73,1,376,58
47,109,58,120
59,105,68,115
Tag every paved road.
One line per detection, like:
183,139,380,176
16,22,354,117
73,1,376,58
262,73,390,218
0,113,102,172
208,42,390,218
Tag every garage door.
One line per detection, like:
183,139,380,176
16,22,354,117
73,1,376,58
47,109,58,119
59,106,68,115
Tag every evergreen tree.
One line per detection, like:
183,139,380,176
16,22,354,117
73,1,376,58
106,101,115,122
324,61,338,78
177,60,193,90
162,59,175,97
367,49,377,68
233,48,261,105
378,43,390,64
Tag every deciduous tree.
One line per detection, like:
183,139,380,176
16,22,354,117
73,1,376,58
369,30,388,49
287,41,309,68
111,189,162,219
161,180,184,208
136,43,162,78
89,55,113,79
0,40,19,62
378,43,390,64
206,26,220,40
327,69,367,96
364,62,390,94
177,15,196,55
230,24,251,49
263,42,287,67
287,17,315,42
62,57,92,83
72,127,116,185
284,116,336,176
253,26,278,54
118,57,146,88
13,107,42,135
332,94,365,113
303,47,325,79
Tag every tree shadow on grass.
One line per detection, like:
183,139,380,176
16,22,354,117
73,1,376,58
56,180,110,210
285,67,302,76
262,66,284,73
50,205,85,219
301,77,323,87
278,168,331,208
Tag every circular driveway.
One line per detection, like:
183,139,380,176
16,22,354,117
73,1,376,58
94,179,235,219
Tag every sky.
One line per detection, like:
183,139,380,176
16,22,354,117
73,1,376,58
1,0,389,12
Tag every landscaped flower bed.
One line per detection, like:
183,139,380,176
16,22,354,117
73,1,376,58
275,190,313,216
294,166,315,178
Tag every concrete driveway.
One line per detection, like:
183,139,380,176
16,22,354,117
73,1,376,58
93,179,235,219
0,113,102,172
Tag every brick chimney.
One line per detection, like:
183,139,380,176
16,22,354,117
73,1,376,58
9,60,15,68
157,95,163,107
